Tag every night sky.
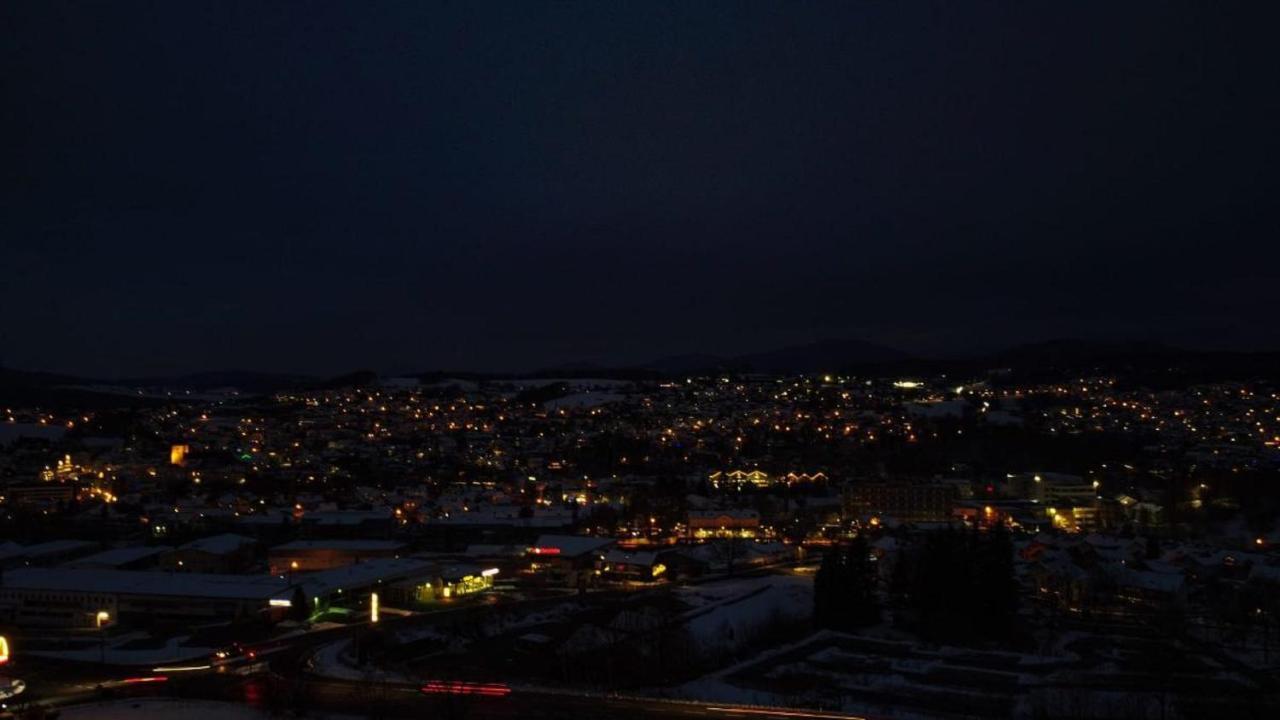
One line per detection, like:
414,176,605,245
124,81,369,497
3,2,1277,377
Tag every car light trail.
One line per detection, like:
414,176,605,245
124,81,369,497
420,681,512,697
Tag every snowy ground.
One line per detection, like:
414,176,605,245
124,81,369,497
676,574,813,653
309,638,413,683
60,699,269,720
59,699,361,720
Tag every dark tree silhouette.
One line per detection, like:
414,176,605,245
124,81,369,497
814,536,879,631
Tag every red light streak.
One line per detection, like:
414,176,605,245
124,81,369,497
421,681,511,697
123,676,169,684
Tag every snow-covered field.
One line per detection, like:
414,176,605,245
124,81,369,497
678,575,812,634
672,574,813,665
60,699,362,720
309,638,413,683
60,699,268,720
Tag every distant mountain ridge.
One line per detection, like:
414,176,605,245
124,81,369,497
990,338,1182,365
116,370,316,393
643,338,911,374
5,336,1280,406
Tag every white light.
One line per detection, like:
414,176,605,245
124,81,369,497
481,568,499,577
370,592,379,623
269,598,292,607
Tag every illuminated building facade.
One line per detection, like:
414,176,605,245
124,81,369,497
844,482,956,523
687,509,760,539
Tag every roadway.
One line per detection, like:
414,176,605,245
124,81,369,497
175,671,869,720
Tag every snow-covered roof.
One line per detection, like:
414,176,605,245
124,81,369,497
603,550,659,566
3,568,289,601
271,540,404,552
18,539,98,559
438,563,488,581
1113,567,1185,594
297,558,437,597
462,544,527,558
531,535,615,557
178,533,256,555
237,510,295,525
64,545,170,568
0,542,23,561
301,509,393,525
433,507,572,528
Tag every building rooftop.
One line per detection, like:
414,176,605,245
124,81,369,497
178,533,256,555
15,539,98,559
531,535,615,558
2,568,290,601
272,540,405,552
300,510,393,526
63,545,170,568
296,558,438,598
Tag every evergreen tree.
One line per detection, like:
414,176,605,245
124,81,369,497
814,539,879,631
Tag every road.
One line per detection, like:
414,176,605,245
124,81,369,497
3,667,865,720
178,671,868,720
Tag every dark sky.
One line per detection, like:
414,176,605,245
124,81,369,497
3,2,1278,377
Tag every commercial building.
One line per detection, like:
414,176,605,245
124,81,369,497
163,533,258,573
525,535,615,587
687,510,760,539
0,568,293,628
844,482,957,523
601,550,666,582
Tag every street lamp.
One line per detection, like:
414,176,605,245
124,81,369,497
96,611,110,664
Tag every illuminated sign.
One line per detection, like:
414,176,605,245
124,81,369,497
0,636,9,665
269,598,292,607
531,547,560,555
480,568,499,577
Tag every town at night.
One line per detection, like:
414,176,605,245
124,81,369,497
3,2,1278,719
